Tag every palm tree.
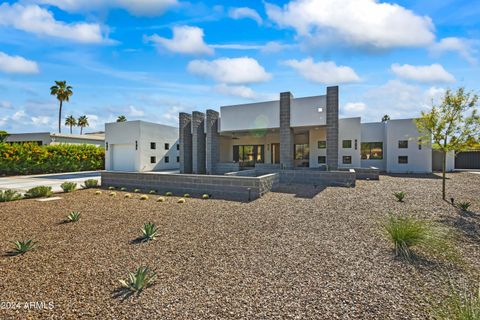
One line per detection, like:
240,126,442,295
77,115,89,135
50,81,73,133
65,115,77,134
117,115,127,122
382,114,390,122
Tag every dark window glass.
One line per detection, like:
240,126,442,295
418,139,422,150
343,156,352,164
398,156,408,164
342,140,352,148
150,142,156,149
233,145,264,167
176,144,180,150
318,156,326,164
165,156,169,163
398,140,408,148
294,144,309,160
164,143,169,150
176,156,180,162
318,140,326,149
361,142,383,160
150,156,156,163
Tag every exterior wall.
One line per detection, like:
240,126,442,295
326,86,339,170
432,150,455,171
205,110,220,174
385,119,432,173
105,121,141,171
280,92,294,169
360,122,386,170
5,132,104,146
220,100,279,132
290,95,327,127
338,118,361,168
309,127,327,168
179,113,193,174
191,111,206,174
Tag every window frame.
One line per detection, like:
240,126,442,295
398,156,408,164
318,156,326,164
342,155,352,164
150,142,156,150
398,140,409,149
317,140,326,149
150,156,156,164
165,156,169,163
361,142,383,160
164,143,170,150
342,140,352,149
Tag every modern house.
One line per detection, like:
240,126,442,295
105,120,179,172
179,86,434,174
5,132,105,146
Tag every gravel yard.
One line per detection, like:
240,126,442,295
0,173,479,319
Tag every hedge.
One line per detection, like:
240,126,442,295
0,143,105,176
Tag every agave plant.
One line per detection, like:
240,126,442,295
457,201,471,212
141,222,158,241
12,239,36,255
67,211,81,222
119,266,157,293
393,191,406,202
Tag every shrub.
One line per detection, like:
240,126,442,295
433,286,480,319
0,142,104,176
119,266,156,293
108,186,116,190
457,202,471,212
109,192,117,197
202,194,210,199
156,197,165,202
24,186,53,199
124,193,132,199
140,222,158,241
134,189,141,193
95,190,102,195
12,239,36,255
67,211,81,222
61,182,77,193
393,191,406,202
140,195,149,200
82,179,98,189
120,187,127,191
383,214,457,261
165,192,173,196
0,189,22,202
178,198,186,203
183,193,190,198
149,190,157,194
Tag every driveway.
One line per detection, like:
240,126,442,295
0,171,102,193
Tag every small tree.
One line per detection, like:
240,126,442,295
415,87,479,200
78,115,89,135
65,115,77,134
0,130,9,142
117,115,127,122
382,114,390,122
50,81,73,133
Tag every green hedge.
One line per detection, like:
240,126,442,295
0,143,105,176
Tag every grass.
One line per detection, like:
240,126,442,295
433,285,480,319
67,211,81,223
24,186,53,199
61,182,77,193
82,179,98,189
119,266,156,293
0,189,22,202
12,239,36,255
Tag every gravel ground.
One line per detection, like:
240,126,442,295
0,173,479,319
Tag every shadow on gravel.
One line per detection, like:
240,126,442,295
272,184,326,199
384,173,444,180
112,287,136,301
129,237,147,245
441,213,480,243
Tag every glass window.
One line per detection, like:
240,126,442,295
361,142,383,160
150,156,156,163
398,156,408,164
343,156,352,164
318,140,326,149
177,144,180,150
398,140,408,148
294,144,309,160
164,143,170,150
150,142,156,149
176,156,180,162
165,156,169,163
232,145,265,167
318,156,326,164
342,140,352,148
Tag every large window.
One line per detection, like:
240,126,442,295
361,142,383,160
294,144,309,160
233,145,264,167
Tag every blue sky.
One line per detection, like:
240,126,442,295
0,0,478,133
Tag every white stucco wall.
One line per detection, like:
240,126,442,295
309,127,327,168
220,100,279,132
290,95,326,127
360,122,386,170
338,118,361,168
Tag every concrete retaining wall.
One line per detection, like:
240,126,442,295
339,167,380,180
214,162,240,175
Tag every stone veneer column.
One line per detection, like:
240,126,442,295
192,111,206,174
179,112,192,173
280,92,294,169
326,86,339,170
205,109,220,175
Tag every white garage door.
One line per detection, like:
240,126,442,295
112,144,135,171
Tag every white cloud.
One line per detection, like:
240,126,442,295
210,41,295,53
391,63,455,83
344,102,366,112
0,101,12,109
145,26,213,55
0,52,39,74
430,37,477,65
37,0,178,16
0,3,108,44
229,7,263,25
187,57,271,84
283,58,360,84
266,0,435,49
11,110,27,121
214,84,256,99
128,105,145,117
31,115,50,125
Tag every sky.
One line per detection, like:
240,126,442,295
0,0,478,134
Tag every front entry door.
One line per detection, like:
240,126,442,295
271,143,280,164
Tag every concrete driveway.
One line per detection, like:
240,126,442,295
0,171,102,193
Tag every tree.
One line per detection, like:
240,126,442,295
50,81,73,133
65,115,77,134
78,115,89,135
0,130,9,142
117,115,127,122
415,87,480,200
382,114,390,122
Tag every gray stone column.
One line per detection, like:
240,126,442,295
280,92,294,169
206,109,220,175
326,86,339,170
192,111,206,174
179,112,192,173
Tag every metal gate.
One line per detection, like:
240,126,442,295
455,151,480,169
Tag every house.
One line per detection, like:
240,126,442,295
105,120,179,172
179,86,434,174
5,132,105,147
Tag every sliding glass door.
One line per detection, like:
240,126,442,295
233,145,265,167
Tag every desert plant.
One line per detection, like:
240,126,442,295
149,190,157,194
120,187,127,191
178,198,185,203
108,186,115,190
67,211,81,222
24,186,53,199
0,189,22,202
95,190,102,195
134,189,141,193
383,214,457,261
82,179,98,189
202,194,210,199
140,195,149,200
12,239,36,255
140,222,158,241
165,192,173,196
457,202,472,212
61,182,77,193
433,285,480,319
124,193,132,199
183,193,190,198
109,192,117,197
156,197,165,202
393,191,406,202
119,266,156,293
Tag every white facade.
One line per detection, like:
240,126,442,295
105,121,179,172
5,132,105,146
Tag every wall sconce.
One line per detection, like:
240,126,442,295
135,141,138,150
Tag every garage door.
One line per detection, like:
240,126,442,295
112,144,135,171
455,151,480,169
